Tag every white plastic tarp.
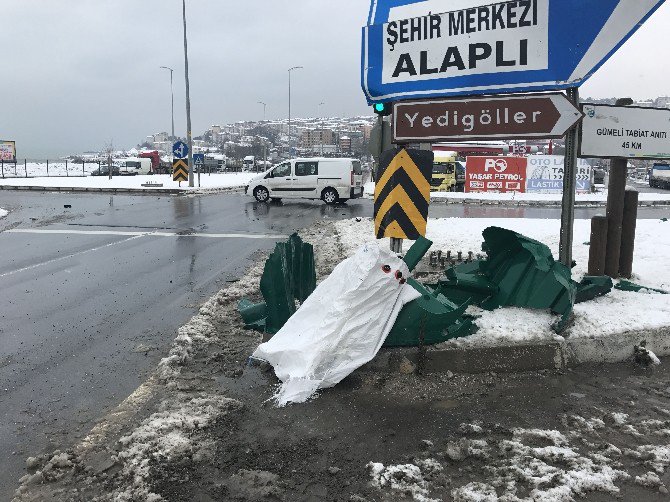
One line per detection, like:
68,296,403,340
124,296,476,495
252,243,420,406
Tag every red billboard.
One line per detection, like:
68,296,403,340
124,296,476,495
465,156,527,193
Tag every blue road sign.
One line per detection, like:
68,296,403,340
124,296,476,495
173,141,189,159
362,0,666,103
193,153,205,166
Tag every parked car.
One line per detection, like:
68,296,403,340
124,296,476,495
245,158,364,205
90,165,120,176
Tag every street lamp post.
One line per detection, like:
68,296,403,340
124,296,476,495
182,0,194,187
288,66,303,157
258,101,267,171
318,101,325,156
159,66,175,143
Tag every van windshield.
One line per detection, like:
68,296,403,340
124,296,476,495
433,163,454,174
352,161,362,175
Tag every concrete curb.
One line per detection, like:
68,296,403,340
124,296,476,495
363,327,670,374
0,185,246,195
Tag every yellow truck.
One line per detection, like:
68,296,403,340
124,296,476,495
430,150,465,192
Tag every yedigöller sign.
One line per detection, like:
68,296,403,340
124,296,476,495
393,93,583,142
362,0,666,103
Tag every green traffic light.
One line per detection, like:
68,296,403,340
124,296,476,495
374,103,386,113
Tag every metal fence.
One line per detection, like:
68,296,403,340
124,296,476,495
0,159,102,178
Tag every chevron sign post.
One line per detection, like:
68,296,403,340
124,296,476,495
173,159,188,182
374,148,433,241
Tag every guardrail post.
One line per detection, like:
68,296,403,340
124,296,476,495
46,159,49,176
587,215,608,276
24,159,27,178
65,159,69,176
1,159,3,179
82,160,85,176
604,158,627,278
619,189,639,279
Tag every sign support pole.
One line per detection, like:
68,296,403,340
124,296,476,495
559,87,580,268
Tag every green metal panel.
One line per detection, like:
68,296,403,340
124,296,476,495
403,236,433,272
238,233,317,334
575,276,613,303
384,278,474,347
615,280,668,294
261,242,296,334
436,227,576,334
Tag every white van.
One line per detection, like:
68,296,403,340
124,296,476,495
246,158,364,205
116,157,152,175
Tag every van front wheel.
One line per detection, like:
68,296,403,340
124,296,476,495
322,188,339,205
253,186,270,203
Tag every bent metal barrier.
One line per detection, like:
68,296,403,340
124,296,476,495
239,230,618,347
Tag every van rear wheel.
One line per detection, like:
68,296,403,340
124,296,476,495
322,188,339,205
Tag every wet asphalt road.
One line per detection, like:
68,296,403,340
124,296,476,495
0,190,668,497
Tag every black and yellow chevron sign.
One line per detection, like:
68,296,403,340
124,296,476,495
374,148,432,240
173,159,189,182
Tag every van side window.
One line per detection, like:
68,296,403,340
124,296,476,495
273,162,291,177
295,162,318,176
352,161,362,175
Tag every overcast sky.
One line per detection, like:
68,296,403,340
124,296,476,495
2,1,669,158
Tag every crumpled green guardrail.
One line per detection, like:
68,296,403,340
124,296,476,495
238,233,316,334
240,227,616,347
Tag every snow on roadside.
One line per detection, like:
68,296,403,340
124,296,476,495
335,217,670,346
0,208,7,218
113,394,242,501
368,417,670,501
363,181,670,203
0,172,256,191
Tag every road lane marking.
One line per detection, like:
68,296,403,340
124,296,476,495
0,235,143,279
4,228,287,239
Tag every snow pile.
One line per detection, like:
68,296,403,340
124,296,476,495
334,217,670,346
112,393,241,501
625,444,670,474
0,208,7,218
157,261,263,382
367,460,442,502
0,172,256,191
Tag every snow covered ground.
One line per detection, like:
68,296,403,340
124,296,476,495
363,182,670,203
0,173,256,191
0,208,7,218
335,217,670,346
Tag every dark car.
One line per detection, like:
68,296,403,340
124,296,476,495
593,168,606,185
90,165,120,176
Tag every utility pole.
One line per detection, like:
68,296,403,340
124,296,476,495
288,66,303,157
258,101,267,170
182,0,194,187
160,66,175,142
318,101,325,156
257,101,266,122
